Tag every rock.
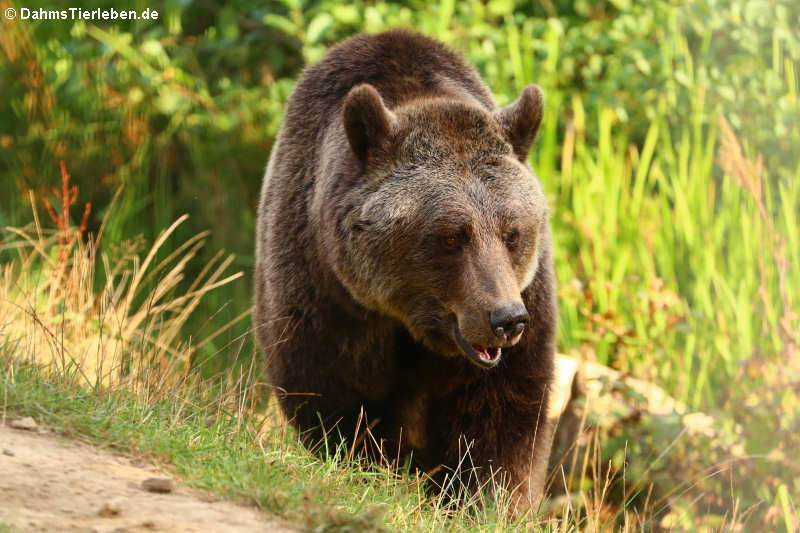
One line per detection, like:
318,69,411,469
545,355,744,521
9,417,38,430
98,498,123,517
141,477,174,494
2,449,14,456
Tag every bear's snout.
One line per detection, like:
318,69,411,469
455,301,527,348
452,297,528,368
488,302,529,341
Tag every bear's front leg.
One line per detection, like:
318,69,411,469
265,311,400,457
424,371,554,517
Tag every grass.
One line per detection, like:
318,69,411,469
1,350,661,532
535,85,799,528
0,358,394,532
536,75,799,412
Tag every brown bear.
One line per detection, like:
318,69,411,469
254,29,556,512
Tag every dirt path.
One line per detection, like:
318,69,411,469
0,420,298,533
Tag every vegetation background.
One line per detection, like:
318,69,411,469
1,0,798,531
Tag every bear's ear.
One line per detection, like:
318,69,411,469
494,84,544,163
343,84,397,162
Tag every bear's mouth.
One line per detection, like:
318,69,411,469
453,324,502,368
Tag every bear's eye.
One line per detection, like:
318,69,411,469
504,230,520,250
440,233,465,252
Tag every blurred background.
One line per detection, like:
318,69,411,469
1,0,798,528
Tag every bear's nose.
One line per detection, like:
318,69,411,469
488,303,529,340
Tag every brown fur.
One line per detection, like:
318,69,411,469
254,30,556,512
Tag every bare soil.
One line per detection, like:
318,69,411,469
0,421,298,533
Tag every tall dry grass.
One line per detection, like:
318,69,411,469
0,169,244,393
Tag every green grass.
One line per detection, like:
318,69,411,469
0,358,387,532
534,86,799,527
0,355,587,533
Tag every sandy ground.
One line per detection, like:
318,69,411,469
0,420,298,533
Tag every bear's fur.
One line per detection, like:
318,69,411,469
254,29,556,511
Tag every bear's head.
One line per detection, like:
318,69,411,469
330,83,548,368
